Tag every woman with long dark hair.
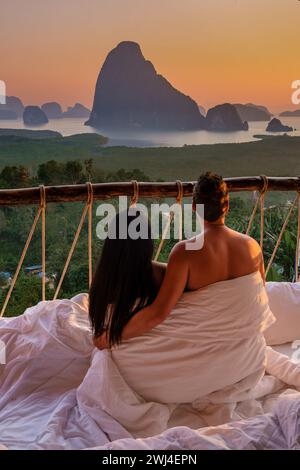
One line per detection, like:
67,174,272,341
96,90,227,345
89,210,166,347
92,172,266,350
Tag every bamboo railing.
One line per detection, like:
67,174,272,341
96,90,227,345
0,176,299,206
0,176,300,317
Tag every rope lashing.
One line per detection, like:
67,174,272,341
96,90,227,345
87,182,93,288
53,182,93,300
0,186,46,317
265,194,299,278
130,180,139,207
154,180,184,261
246,175,268,250
176,179,184,203
40,185,46,301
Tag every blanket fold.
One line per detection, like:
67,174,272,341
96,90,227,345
1,275,300,449
112,272,275,405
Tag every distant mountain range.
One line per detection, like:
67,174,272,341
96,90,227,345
279,110,300,117
41,102,90,119
0,97,90,123
233,103,273,122
1,40,298,131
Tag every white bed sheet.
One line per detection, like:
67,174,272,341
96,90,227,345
0,296,300,450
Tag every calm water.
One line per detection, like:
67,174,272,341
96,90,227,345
1,116,300,147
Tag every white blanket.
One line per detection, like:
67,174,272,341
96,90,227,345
93,389,300,450
0,277,300,450
112,272,274,405
96,272,276,436
0,297,130,449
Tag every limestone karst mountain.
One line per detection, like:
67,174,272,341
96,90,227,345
41,102,63,119
205,103,248,131
23,106,49,125
0,96,24,120
279,110,300,117
86,41,206,130
234,103,272,122
266,118,293,133
63,103,90,118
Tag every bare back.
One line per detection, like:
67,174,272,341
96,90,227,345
184,225,264,291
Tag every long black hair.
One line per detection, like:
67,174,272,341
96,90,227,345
89,210,156,346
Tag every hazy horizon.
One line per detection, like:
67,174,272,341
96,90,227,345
1,0,300,113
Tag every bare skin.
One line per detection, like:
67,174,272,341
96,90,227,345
94,198,265,349
151,260,167,290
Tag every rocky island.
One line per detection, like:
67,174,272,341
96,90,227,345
0,96,24,120
266,118,293,133
63,103,90,118
23,106,49,125
205,103,248,131
86,41,206,130
234,103,272,122
41,102,63,119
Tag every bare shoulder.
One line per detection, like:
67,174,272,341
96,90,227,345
246,236,262,257
242,233,261,251
229,228,262,255
170,240,186,255
169,240,189,261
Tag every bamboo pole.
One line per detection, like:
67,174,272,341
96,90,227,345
0,177,299,206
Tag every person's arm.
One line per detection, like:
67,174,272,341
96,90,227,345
151,260,167,290
94,242,189,349
122,243,189,339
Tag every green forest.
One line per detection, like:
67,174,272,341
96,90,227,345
0,132,300,316
1,132,300,179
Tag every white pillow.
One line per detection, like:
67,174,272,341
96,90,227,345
265,282,300,345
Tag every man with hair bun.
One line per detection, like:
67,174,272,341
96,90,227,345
96,172,265,345
193,171,229,223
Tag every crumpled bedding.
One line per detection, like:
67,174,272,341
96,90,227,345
0,287,300,450
112,272,274,405
106,272,277,436
93,391,300,450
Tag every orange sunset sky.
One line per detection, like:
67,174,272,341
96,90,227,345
1,0,299,113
